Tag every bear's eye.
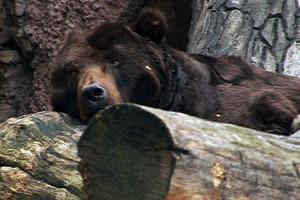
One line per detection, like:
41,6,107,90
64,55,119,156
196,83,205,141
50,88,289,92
109,59,119,67
65,64,79,76
69,69,78,76
105,54,120,67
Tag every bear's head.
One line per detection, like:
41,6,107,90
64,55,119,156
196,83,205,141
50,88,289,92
50,9,177,121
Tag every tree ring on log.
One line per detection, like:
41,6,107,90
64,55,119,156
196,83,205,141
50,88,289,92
78,104,176,200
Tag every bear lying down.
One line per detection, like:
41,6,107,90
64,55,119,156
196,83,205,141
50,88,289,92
50,9,300,136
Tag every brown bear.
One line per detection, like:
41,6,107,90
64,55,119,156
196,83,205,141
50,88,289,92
50,9,300,135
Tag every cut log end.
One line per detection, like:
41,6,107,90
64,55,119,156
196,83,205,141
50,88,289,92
78,104,175,200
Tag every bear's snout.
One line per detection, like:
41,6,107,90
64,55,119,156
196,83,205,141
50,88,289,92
82,83,107,104
76,66,123,121
80,83,107,119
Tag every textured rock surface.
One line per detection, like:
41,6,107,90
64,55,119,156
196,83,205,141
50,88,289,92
0,50,22,64
188,0,300,76
0,111,86,200
0,0,192,123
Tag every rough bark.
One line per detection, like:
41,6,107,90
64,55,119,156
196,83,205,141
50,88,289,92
0,0,192,123
0,112,86,200
188,0,300,76
78,104,300,200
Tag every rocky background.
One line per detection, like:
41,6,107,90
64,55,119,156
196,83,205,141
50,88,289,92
0,0,192,123
189,0,300,75
0,0,299,123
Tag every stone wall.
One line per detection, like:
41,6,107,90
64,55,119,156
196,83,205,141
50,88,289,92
188,0,300,76
0,0,192,122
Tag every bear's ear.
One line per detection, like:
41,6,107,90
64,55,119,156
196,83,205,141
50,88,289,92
63,29,77,43
133,9,167,44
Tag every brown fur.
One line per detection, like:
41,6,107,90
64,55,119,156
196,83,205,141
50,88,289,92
50,9,300,135
77,65,122,120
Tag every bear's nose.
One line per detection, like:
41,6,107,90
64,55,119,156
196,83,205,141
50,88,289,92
82,83,107,103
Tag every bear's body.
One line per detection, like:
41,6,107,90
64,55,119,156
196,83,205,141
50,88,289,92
51,9,300,135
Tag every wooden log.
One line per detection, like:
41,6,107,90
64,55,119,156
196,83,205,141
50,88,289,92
0,112,87,200
78,104,300,200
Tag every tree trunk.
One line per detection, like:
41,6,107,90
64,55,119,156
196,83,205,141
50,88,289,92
78,104,300,200
188,0,300,77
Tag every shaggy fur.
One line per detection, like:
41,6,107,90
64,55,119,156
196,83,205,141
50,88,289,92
51,9,300,135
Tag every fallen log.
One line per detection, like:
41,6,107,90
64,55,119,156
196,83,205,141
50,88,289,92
78,104,300,200
0,112,86,200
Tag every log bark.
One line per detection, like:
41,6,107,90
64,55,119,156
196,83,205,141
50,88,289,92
188,0,300,77
78,104,300,200
0,112,86,200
